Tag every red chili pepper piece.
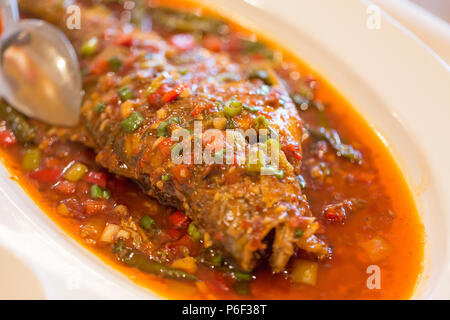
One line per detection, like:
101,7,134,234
0,129,16,147
83,171,107,188
162,84,186,104
115,33,134,47
29,168,62,184
169,210,190,228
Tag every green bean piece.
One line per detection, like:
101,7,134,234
307,126,362,163
149,7,226,34
187,223,201,240
0,101,36,144
121,112,144,133
124,252,198,281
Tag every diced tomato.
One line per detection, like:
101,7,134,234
203,35,224,52
114,33,134,47
84,199,107,216
29,168,62,184
323,205,346,223
54,180,77,195
169,210,190,228
170,34,196,51
0,129,16,147
162,84,186,104
190,104,207,117
172,164,190,184
90,58,109,75
158,138,175,157
282,143,303,161
83,171,107,188
168,227,184,240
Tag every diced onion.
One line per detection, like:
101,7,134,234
100,224,121,243
290,259,318,286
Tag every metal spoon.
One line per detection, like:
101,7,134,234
0,0,81,126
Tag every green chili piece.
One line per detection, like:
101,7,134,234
124,252,198,281
157,121,170,137
108,56,122,71
94,102,106,113
22,148,41,171
187,223,201,240
139,215,155,231
117,87,135,100
121,111,144,133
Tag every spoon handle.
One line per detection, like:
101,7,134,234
1,0,19,32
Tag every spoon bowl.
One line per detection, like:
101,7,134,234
0,19,81,126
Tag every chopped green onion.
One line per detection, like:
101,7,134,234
262,165,284,179
91,184,103,198
102,189,111,199
108,56,122,71
223,100,243,118
187,223,201,240
117,87,135,100
297,174,306,189
245,150,265,175
121,111,144,133
179,68,189,75
243,104,258,113
139,215,155,231
211,254,223,267
161,174,171,182
254,115,268,130
80,37,98,57
233,271,252,281
94,102,106,113
157,121,170,137
64,162,88,181
113,239,125,254
22,148,41,171
248,69,273,86
168,117,181,124
295,229,303,237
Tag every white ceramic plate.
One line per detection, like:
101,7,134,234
0,0,448,299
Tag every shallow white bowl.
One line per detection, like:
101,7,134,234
0,0,448,299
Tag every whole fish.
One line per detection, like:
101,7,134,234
18,0,329,272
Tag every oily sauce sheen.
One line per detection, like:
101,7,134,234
0,0,424,299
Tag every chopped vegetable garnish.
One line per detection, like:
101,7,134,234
139,215,155,231
108,56,122,71
157,121,170,137
290,260,318,286
0,101,36,144
22,148,41,171
113,239,125,254
91,184,103,198
64,162,88,182
29,168,61,183
161,174,171,182
0,129,16,147
261,165,284,179
187,222,201,240
223,100,243,118
121,111,144,133
254,115,268,130
94,102,106,113
297,174,306,189
307,126,362,163
162,84,187,104
248,69,273,86
295,229,303,237
80,37,98,56
117,87,135,100
80,37,98,57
